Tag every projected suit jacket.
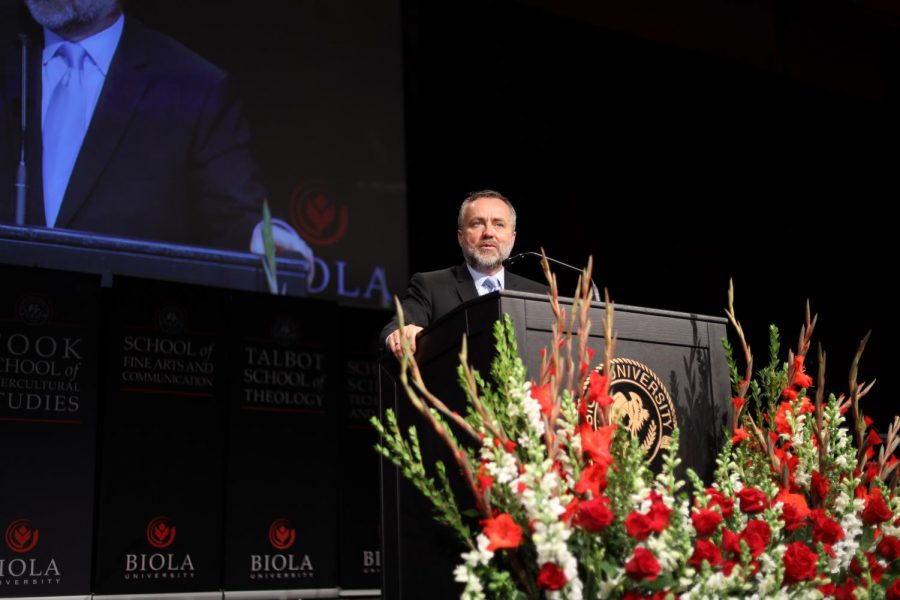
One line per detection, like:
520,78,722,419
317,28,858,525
378,263,548,348
1,16,262,249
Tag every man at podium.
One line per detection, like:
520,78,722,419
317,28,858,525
381,189,546,359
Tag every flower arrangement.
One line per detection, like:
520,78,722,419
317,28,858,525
373,257,900,599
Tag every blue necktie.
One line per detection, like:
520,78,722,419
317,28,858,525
43,42,87,227
483,277,500,294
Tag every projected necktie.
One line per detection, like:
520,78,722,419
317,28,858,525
43,42,87,228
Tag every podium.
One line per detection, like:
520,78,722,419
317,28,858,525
378,290,731,599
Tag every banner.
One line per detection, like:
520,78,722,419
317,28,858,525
0,265,98,597
93,277,228,594
223,292,339,594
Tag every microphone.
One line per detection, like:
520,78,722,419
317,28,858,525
15,33,28,225
503,251,601,302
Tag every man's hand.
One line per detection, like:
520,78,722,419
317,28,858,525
385,324,424,360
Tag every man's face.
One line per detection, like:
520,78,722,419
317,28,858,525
24,0,119,35
457,196,516,274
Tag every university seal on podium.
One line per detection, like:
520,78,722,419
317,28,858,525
584,358,677,462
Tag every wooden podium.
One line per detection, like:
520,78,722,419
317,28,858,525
378,290,732,599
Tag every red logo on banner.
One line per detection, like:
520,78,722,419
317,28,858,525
289,182,349,247
146,516,176,549
4,519,39,553
268,519,296,550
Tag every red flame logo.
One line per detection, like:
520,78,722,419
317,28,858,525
4,519,39,554
289,182,348,247
146,516,176,549
268,519,296,550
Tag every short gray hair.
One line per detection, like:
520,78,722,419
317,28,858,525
457,190,517,230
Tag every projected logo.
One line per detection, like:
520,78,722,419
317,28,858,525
4,519,39,554
146,516,176,549
289,182,348,246
268,519,296,550
584,358,677,461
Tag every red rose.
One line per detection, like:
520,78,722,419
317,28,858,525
536,562,567,591
575,461,609,498
721,529,742,558
688,538,723,568
743,519,772,546
648,494,672,533
877,535,900,561
625,547,661,581
706,488,735,518
625,511,653,541
834,579,856,600
809,509,844,545
741,528,767,559
737,487,768,514
811,470,830,501
886,579,900,600
561,498,579,524
862,489,893,525
782,541,818,585
691,508,723,537
481,513,523,551
575,496,614,532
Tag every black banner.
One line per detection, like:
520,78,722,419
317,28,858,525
337,309,387,593
0,265,98,596
93,277,228,593
223,292,339,593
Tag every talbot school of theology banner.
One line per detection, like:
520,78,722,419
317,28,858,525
0,266,98,596
0,264,387,598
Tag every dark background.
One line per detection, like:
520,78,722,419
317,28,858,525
401,0,899,428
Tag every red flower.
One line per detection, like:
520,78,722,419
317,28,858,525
477,462,494,492
780,502,808,532
706,488,734,518
782,541,818,585
575,461,609,498
531,382,555,418
743,519,772,546
809,509,844,545
688,538,723,568
586,371,612,407
834,579,857,600
625,511,653,541
625,548,661,581
782,387,800,401
647,493,672,533
731,397,746,412
868,428,883,447
862,488,893,525
721,529,742,558
811,470,830,501
736,487,768,514
887,579,900,600
731,427,750,445
561,498,579,524
481,513,523,551
691,508,723,537
536,562,567,591
792,356,813,389
574,496,614,532
877,535,900,561
581,423,616,465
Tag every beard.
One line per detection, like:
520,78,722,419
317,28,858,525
24,0,119,35
462,241,513,273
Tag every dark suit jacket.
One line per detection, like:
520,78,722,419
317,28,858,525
1,16,262,249
379,263,548,348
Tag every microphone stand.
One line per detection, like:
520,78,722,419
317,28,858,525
15,33,28,225
504,251,601,303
